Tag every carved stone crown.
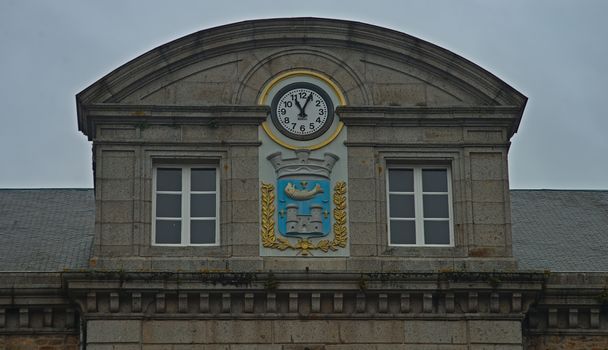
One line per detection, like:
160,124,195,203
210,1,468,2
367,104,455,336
267,149,339,179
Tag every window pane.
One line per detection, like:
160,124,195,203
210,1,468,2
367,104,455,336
156,194,181,217
191,220,216,244
388,169,413,192
155,220,181,244
389,194,415,218
424,221,450,244
423,194,449,218
192,169,216,191
422,169,447,192
390,220,416,244
157,168,182,191
191,194,216,217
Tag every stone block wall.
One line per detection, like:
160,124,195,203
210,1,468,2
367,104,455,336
91,118,264,271
81,18,525,273
91,115,518,272
0,335,79,350
522,273,608,350
64,271,544,349
525,335,608,350
85,319,523,349
5,272,608,349
341,106,517,270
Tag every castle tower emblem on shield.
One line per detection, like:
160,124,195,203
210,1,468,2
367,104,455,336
268,150,338,238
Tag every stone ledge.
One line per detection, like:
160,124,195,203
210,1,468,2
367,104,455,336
85,257,520,273
338,106,521,138
62,272,545,319
81,104,269,140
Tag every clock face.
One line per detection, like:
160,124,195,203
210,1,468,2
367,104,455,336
270,82,334,141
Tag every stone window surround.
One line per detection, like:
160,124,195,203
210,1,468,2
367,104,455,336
376,150,467,258
141,150,230,257
386,164,454,247
152,164,220,247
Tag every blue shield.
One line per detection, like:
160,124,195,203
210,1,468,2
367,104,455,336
277,179,331,237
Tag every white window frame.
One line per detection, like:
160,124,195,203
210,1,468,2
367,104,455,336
152,165,220,246
386,165,454,247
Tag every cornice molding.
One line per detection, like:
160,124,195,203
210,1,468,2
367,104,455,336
76,18,527,134
61,271,543,320
338,105,523,137
81,104,269,140
1,271,608,336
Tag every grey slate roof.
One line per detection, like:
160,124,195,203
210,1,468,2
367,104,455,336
511,190,608,272
0,188,606,272
0,189,94,271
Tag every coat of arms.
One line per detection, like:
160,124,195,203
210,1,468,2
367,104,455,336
261,150,347,255
278,179,330,237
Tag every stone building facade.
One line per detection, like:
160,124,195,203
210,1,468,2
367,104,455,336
1,18,607,349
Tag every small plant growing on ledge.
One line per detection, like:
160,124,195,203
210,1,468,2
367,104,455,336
264,272,279,290
595,287,608,305
487,275,501,289
358,274,368,290
136,121,149,130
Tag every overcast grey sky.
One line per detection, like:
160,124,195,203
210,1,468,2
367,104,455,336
1,0,606,189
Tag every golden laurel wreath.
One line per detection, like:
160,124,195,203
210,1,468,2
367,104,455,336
261,181,347,255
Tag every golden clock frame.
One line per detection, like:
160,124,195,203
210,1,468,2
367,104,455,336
258,70,347,151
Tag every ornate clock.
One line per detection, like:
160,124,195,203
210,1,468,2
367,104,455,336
270,82,335,141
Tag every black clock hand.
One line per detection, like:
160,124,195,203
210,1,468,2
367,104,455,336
294,98,305,119
301,93,314,118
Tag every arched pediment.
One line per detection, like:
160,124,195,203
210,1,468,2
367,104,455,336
77,18,526,135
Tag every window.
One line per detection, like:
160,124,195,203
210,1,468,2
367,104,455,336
153,165,219,246
387,166,453,246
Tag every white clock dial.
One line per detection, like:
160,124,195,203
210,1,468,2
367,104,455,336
271,83,334,140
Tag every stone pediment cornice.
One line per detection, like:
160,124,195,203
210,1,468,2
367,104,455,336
338,105,525,138
77,18,527,137
80,104,269,140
